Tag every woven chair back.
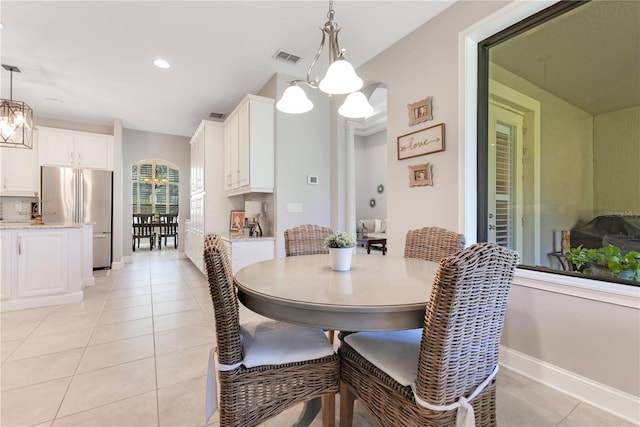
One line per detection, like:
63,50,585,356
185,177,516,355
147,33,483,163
203,234,243,366
284,224,333,257
416,242,519,406
404,227,465,262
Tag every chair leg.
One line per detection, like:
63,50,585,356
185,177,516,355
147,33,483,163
322,393,336,427
327,330,335,345
339,381,355,427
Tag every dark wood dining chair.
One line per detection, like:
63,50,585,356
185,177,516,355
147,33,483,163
157,213,178,249
132,214,155,251
339,242,519,427
404,226,466,262
203,234,339,427
284,224,334,257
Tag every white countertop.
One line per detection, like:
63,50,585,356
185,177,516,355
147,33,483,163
0,222,85,230
218,232,274,242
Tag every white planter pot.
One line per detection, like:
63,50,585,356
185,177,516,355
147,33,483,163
329,247,353,272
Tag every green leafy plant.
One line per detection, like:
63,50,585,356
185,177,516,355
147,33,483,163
324,231,356,249
565,244,640,281
597,245,640,281
564,245,591,271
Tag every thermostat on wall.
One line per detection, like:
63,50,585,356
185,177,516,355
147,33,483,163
307,175,319,185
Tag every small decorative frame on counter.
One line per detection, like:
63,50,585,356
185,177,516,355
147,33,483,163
230,210,245,231
409,163,433,187
407,96,433,126
397,122,445,160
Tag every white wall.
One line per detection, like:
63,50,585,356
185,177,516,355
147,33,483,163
353,0,639,414
122,129,190,258
271,73,332,258
594,106,640,216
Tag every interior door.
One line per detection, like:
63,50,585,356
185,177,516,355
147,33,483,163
488,102,524,254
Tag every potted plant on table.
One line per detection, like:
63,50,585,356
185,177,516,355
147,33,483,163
324,231,356,272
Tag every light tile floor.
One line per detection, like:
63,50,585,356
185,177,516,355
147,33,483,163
1,249,635,427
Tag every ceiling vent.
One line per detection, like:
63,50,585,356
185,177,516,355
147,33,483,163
208,112,225,121
273,49,302,65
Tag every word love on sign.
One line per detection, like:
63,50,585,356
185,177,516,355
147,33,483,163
397,123,445,160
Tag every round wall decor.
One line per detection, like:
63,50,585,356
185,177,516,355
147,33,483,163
377,184,384,193
369,198,376,207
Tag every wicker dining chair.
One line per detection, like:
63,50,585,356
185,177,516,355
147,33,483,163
284,224,334,257
404,226,466,262
339,242,519,427
203,234,340,427
284,224,336,342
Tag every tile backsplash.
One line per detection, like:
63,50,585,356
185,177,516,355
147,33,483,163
0,197,38,222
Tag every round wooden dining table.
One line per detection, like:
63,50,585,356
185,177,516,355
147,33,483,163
234,253,439,332
234,253,439,426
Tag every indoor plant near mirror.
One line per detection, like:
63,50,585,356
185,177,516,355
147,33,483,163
324,231,356,272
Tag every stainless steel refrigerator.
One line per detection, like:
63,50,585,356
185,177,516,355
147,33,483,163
41,166,113,269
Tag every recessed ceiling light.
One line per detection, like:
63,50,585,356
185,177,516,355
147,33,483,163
153,59,170,69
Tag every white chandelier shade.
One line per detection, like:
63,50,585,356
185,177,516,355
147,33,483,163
318,58,363,95
276,84,313,114
338,91,374,119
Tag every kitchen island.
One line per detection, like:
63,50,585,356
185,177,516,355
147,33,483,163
0,223,93,311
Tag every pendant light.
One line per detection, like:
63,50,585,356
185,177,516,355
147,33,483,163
1,65,34,149
276,0,373,119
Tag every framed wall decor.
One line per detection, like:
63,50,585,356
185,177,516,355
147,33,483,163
397,122,445,160
230,210,245,231
407,96,433,126
409,163,433,187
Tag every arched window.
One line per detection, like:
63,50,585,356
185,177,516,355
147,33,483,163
132,160,179,215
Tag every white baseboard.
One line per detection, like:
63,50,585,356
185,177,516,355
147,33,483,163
499,346,639,425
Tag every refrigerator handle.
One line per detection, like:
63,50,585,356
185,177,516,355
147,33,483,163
77,169,84,224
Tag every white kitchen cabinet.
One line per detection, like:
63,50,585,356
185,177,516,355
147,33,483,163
187,121,237,273
223,113,239,192
0,231,14,300
220,236,275,275
190,128,205,195
38,126,114,170
17,230,68,297
0,137,39,197
0,225,86,311
185,227,204,273
223,95,274,196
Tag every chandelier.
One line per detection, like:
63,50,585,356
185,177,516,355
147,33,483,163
276,0,373,119
1,65,34,149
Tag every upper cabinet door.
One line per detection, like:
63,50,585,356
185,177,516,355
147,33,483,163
38,128,75,167
0,138,40,197
38,127,113,170
74,133,113,170
223,95,274,196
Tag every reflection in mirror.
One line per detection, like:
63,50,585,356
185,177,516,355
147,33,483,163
482,0,639,284
355,86,388,230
